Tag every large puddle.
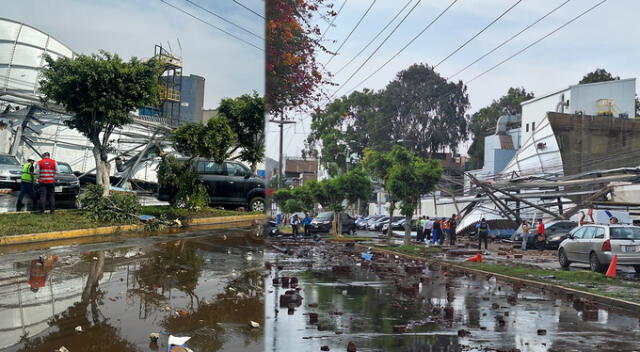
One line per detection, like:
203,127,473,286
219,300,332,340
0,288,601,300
265,242,640,352
0,228,263,352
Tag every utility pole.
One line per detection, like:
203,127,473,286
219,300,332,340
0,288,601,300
269,114,296,189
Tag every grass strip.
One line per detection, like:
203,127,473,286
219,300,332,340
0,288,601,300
0,206,256,237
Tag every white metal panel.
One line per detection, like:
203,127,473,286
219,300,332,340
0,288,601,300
16,24,47,47
48,38,73,57
0,20,20,41
12,44,43,67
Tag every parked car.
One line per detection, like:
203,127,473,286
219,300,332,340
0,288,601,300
39,161,80,200
157,158,265,212
0,154,22,190
310,211,357,234
359,215,382,230
558,224,640,272
511,220,578,249
382,218,418,233
376,216,403,232
368,216,390,231
355,215,374,229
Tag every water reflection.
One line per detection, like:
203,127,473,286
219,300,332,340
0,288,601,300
265,245,640,352
0,229,263,352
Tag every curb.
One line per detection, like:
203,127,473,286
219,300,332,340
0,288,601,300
355,244,640,314
0,214,264,246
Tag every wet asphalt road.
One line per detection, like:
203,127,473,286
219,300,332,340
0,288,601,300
0,227,263,352
265,241,640,352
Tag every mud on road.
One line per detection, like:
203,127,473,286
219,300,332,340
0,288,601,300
265,240,640,352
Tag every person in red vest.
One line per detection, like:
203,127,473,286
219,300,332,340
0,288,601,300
28,255,58,292
35,152,58,214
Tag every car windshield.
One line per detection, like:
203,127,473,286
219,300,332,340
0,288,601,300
610,227,640,240
57,163,72,174
316,212,333,220
0,155,19,165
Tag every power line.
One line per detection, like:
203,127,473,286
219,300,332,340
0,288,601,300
338,0,459,99
334,0,413,76
448,0,571,80
232,0,264,19
433,0,523,69
325,0,378,68
183,0,263,40
319,0,348,42
328,0,423,100
466,0,608,83
158,0,264,51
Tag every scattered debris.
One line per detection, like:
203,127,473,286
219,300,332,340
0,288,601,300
74,326,83,333
249,321,260,328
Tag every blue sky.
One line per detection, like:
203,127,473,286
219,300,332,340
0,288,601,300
266,0,640,159
3,0,264,109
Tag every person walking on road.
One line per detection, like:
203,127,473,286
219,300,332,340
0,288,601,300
36,152,58,214
302,213,313,237
432,217,441,245
423,216,433,242
448,214,458,246
290,214,300,239
16,158,36,211
476,218,490,250
416,216,425,243
520,220,530,251
535,219,546,251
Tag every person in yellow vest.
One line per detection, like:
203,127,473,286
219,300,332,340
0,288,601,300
16,158,36,211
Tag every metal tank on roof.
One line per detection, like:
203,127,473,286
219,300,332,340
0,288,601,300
0,17,75,96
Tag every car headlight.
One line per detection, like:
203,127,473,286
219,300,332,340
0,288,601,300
9,170,21,175
71,180,80,186
551,236,561,241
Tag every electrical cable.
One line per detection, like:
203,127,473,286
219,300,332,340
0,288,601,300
158,0,264,51
466,0,608,83
339,0,458,98
328,0,425,100
333,0,413,76
447,0,571,80
319,0,348,42
325,0,378,67
232,0,264,19
183,0,264,40
433,0,523,69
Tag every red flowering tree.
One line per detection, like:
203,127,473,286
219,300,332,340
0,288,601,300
266,0,334,115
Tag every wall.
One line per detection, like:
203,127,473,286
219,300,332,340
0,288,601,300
521,89,569,144
570,78,636,117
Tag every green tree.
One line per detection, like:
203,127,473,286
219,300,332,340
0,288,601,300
579,68,619,84
160,116,236,208
39,51,161,196
380,64,470,156
467,87,534,169
385,146,442,244
305,89,388,175
362,147,396,237
217,91,265,172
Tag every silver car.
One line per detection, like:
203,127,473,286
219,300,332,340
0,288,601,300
0,154,22,189
558,224,640,272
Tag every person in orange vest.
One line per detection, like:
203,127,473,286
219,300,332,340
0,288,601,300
35,152,58,214
535,219,546,251
28,255,58,292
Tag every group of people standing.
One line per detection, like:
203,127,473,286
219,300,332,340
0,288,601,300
16,152,58,213
288,213,313,238
518,219,546,251
416,214,458,246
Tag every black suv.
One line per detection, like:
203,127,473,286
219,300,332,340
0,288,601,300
310,211,357,234
158,159,265,212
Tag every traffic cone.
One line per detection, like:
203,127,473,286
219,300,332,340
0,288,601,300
605,255,618,278
466,253,482,263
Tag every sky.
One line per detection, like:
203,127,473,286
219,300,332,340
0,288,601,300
3,0,264,109
266,0,640,160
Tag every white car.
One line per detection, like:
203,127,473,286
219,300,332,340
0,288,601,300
558,224,640,272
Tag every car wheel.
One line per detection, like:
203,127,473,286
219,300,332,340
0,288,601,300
634,266,640,273
249,197,265,212
589,252,606,273
558,249,570,269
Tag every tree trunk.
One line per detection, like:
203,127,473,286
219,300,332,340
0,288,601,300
92,147,111,196
386,202,395,240
333,210,343,237
404,213,412,245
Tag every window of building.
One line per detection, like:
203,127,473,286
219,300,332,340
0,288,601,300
526,123,529,132
532,122,536,131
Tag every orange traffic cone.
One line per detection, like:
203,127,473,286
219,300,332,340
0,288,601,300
605,255,618,278
466,253,482,263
